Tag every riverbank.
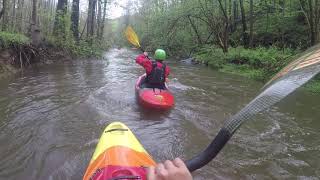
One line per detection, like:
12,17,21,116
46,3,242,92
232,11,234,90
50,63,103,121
193,45,320,93
0,32,106,79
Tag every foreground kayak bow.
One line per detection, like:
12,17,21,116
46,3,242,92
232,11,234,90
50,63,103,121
83,122,156,180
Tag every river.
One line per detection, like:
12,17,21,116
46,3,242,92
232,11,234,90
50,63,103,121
0,49,319,179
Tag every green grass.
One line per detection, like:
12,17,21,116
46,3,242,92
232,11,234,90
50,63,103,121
0,31,30,48
194,46,297,81
219,64,267,81
46,36,107,58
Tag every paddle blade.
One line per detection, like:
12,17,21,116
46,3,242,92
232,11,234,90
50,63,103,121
125,26,141,48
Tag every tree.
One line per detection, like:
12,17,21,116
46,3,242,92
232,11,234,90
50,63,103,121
99,0,108,39
217,0,231,52
12,0,16,30
87,0,97,39
96,0,102,38
187,15,203,44
299,0,320,45
249,0,254,47
54,0,68,37
31,0,40,46
71,0,80,41
239,0,249,47
1,0,9,31
17,0,24,32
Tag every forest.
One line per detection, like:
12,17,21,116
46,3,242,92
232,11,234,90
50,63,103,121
0,0,319,90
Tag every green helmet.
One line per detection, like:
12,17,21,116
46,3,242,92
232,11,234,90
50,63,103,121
154,49,166,60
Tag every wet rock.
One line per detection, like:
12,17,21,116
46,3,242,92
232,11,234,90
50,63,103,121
180,57,199,65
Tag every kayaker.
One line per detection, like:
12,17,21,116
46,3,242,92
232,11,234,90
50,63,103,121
147,158,193,180
136,49,170,89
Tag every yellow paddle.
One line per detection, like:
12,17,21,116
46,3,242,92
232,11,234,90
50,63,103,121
124,26,145,52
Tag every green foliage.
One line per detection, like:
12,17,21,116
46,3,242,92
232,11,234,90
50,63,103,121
254,13,309,49
220,64,267,81
121,0,312,57
47,12,107,58
227,47,297,74
47,35,107,58
0,31,30,48
73,40,107,58
194,46,226,68
195,46,297,80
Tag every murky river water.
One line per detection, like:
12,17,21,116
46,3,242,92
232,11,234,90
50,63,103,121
0,49,320,180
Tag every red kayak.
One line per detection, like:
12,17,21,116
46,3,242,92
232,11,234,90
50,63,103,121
135,74,174,110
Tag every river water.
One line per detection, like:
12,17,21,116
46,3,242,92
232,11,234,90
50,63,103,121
0,49,319,180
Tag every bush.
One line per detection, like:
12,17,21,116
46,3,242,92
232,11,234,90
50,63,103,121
226,47,297,74
194,46,298,80
194,46,226,68
46,36,107,58
220,64,267,81
0,31,30,48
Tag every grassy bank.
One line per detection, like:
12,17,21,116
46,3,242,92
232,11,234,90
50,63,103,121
194,46,320,93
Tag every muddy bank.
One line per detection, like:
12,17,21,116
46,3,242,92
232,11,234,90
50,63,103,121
0,45,73,79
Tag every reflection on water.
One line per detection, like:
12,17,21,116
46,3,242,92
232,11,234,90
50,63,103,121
0,48,319,179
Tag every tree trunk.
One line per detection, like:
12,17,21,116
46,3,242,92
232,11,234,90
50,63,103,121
99,0,107,39
315,0,320,43
17,0,24,32
87,0,92,38
308,0,315,45
87,0,97,39
71,0,80,41
281,0,285,49
0,8,3,21
217,0,230,53
249,0,254,47
31,0,41,46
96,0,102,38
239,0,249,47
233,0,238,30
12,0,17,31
53,0,68,37
299,0,320,45
1,0,9,31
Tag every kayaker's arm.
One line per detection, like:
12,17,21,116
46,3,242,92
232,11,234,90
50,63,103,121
136,53,150,65
136,53,153,74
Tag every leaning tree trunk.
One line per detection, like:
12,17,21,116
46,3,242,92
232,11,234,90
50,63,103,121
187,15,202,45
71,0,80,41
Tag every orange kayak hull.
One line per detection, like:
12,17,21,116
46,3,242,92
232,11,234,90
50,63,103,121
83,122,156,180
135,74,174,110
